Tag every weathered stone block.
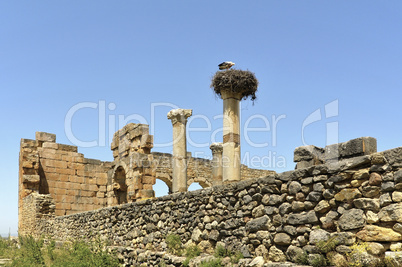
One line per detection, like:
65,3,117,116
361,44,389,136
288,181,302,195
274,233,291,245
294,145,324,162
393,192,402,202
58,144,78,152
357,225,402,242
287,211,318,225
379,203,402,222
394,169,402,183
353,198,380,211
338,208,365,230
309,229,330,244
268,246,286,262
366,210,379,224
22,175,40,184
314,200,331,213
36,132,56,142
245,215,271,232
384,147,402,168
325,137,377,160
369,172,382,186
334,188,362,202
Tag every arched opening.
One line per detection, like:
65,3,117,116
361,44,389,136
187,178,210,191
188,182,203,191
154,172,172,197
113,166,127,204
154,178,171,197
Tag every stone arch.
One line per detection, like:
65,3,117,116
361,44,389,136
155,173,172,195
187,178,211,189
113,165,128,204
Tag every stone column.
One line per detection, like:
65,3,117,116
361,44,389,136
221,91,242,183
210,142,223,186
167,109,192,193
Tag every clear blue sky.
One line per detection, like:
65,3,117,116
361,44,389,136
1,1,402,236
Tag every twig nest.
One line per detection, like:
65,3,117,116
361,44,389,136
211,69,258,102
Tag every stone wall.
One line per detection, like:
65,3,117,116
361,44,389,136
18,123,274,236
20,193,55,236
18,132,111,233
31,137,402,265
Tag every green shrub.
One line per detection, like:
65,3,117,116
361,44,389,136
230,251,244,264
185,245,201,258
0,237,16,259
46,240,56,261
200,258,223,267
183,245,201,267
8,236,119,267
347,242,369,267
11,236,45,266
294,251,309,265
51,241,119,267
214,245,231,258
316,236,339,254
310,254,328,267
165,234,183,255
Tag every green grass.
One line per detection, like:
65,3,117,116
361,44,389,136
213,245,243,264
183,245,201,267
0,235,119,267
200,258,223,267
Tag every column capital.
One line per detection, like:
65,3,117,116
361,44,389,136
167,109,193,125
210,142,223,154
220,90,243,101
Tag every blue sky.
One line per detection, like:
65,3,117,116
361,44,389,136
1,1,402,236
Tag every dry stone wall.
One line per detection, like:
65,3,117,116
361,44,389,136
30,137,402,265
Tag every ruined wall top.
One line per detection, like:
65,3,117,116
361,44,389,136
111,123,154,158
294,136,377,169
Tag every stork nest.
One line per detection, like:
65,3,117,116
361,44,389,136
211,69,258,102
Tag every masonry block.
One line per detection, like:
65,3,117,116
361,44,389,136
58,144,78,152
42,142,58,149
294,145,324,162
143,175,156,185
22,175,40,184
137,189,154,199
36,132,56,143
59,174,69,182
55,209,65,216
143,184,153,190
99,185,106,192
325,137,377,160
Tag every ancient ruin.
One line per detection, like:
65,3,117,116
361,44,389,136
18,69,402,265
18,123,273,236
18,132,402,265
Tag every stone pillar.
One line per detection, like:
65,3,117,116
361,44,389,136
221,91,242,183
210,142,223,186
167,109,192,193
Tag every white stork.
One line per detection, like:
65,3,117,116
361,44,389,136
218,61,235,70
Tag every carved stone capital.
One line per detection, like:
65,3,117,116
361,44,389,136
167,109,193,125
210,142,223,154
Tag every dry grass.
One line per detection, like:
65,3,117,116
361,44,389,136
211,69,258,102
